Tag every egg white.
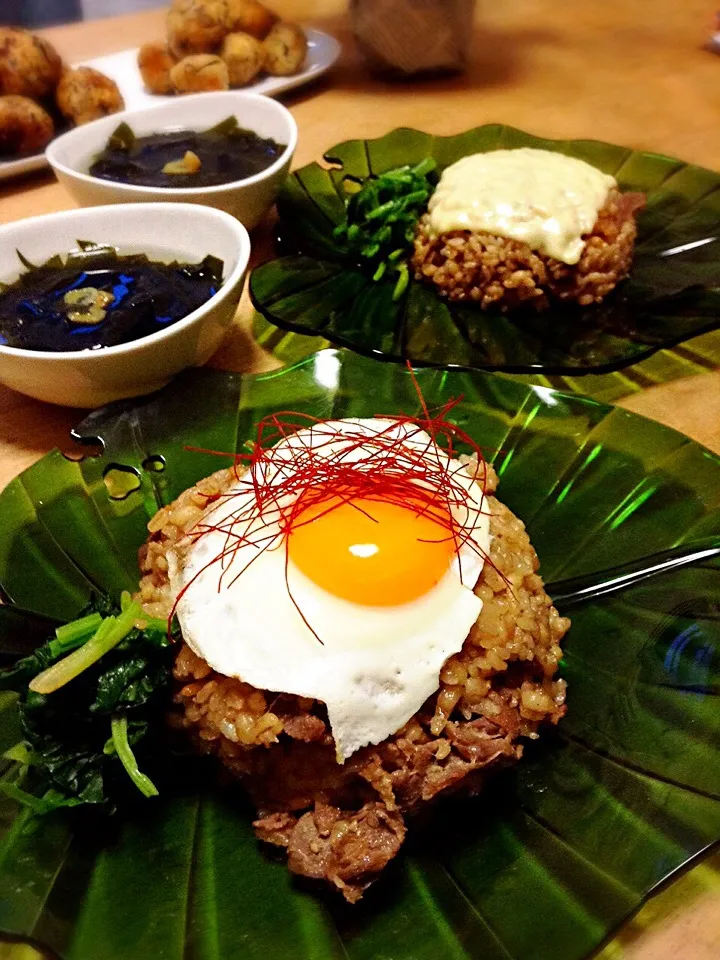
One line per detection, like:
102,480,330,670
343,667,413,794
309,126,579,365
169,418,491,761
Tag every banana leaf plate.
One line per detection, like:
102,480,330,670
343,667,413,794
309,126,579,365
1,349,720,960
249,125,720,402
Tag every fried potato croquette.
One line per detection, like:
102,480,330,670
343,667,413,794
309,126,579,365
167,0,228,58
262,22,307,76
142,0,307,96
220,32,265,86
170,54,230,92
0,27,62,100
56,67,125,126
225,0,277,39
138,42,178,95
0,95,54,156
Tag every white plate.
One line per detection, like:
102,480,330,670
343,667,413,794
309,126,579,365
0,27,340,183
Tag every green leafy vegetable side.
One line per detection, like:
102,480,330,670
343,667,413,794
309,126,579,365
0,593,176,814
333,158,437,299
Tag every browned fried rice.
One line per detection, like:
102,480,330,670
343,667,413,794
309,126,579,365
411,188,645,312
137,461,569,902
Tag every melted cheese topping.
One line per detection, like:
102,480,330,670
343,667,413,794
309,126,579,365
427,148,616,264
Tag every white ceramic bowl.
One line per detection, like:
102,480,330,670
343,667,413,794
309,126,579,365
0,203,250,408
46,91,297,229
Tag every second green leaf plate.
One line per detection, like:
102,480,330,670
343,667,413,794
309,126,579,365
250,125,720,399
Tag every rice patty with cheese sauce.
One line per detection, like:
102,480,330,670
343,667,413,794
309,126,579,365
411,148,645,312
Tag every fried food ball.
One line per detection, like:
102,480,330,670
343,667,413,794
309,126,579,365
170,54,229,93
224,0,277,39
138,42,178,95
0,27,62,99
262,22,307,76
0,95,54,156
167,0,229,58
56,67,125,126
220,32,265,86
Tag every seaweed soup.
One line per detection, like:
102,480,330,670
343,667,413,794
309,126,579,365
0,242,224,352
89,116,286,189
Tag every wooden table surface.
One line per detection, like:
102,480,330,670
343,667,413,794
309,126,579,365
1,1,720,958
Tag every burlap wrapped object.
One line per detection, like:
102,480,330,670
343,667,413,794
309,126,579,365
350,0,476,77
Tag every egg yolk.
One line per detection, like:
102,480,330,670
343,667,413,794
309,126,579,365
288,495,456,606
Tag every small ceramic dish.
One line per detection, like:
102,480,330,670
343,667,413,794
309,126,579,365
46,91,297,229
0,203,250,408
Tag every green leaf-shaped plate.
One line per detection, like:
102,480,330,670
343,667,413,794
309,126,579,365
1,350,720,960
250,125,720,400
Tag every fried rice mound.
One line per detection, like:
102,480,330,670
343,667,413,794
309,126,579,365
137,461,569,902
411,188,645,312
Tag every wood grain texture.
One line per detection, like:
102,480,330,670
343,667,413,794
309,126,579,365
0,3,719,958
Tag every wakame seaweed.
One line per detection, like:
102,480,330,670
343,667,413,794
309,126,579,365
90,115,285,188
0,593,178,813
0,243,224,353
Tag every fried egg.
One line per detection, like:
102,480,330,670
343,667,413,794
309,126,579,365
168,418,491,762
